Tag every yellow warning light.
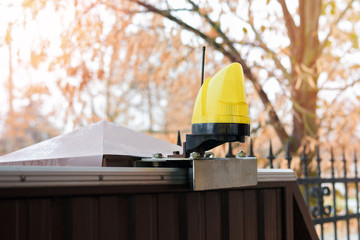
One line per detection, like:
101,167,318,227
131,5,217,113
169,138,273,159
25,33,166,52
191,63,250,125
185,62,250,154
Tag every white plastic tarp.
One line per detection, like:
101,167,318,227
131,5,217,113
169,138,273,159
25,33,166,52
0,121,182,167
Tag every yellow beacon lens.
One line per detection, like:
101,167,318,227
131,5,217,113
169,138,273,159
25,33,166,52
192,63,250,125
185,62,250,154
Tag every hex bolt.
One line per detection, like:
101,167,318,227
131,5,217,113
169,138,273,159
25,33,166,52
236,151,246,158
190,152,200,159
205,151,215,158
152,153,163,158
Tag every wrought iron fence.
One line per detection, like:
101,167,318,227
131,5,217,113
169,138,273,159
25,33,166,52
227,141,360,240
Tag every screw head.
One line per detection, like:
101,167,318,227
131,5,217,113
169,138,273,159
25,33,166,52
152,153,163,158
190,152,200,159
204,151,214,158
236,151,246,158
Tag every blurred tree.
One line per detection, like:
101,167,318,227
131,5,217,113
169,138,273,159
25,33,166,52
45,1,208,132
0,11,58,154
2,0,359,156
5,22,14,124
0,97,59,154
129,0,360,152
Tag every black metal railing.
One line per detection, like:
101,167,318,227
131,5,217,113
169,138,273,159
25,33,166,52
226,141,360,240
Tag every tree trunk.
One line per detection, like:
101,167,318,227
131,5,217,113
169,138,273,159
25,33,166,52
291,76,318,149
287,0,321,150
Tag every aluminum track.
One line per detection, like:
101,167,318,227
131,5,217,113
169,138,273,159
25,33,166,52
0,166,296,188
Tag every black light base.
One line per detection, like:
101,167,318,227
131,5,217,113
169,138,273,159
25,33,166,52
185,123,250,155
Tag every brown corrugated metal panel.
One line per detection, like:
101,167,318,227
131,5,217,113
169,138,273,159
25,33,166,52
244,190,259,239
228,190,243,239
0,182,317,240
204,191,222,240
0,199,17,239
157,194,180,240
263,189,283,240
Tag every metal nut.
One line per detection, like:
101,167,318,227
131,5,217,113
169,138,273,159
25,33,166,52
236,151,246,158
204,151,215,158
20,175,26,182
190,152,200,159
152,153,163,158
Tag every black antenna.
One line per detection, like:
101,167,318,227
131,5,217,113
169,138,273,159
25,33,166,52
201,46,206,86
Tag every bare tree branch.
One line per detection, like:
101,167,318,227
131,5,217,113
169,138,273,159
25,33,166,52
186,0,239,57
130,0,229,55
243,9,291,82
277,0,298,47
318,46,354,90
317,0,355,56
320,78,360,91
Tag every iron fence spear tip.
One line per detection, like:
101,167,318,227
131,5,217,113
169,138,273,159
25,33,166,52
300,144,308,177
267,140,275,168
267,140,274,159
315,145,321,177
285,140,292,169
354,150,358,177
330,147,335,162
316,145,321,162
248,138,254,157
177,130,182,146
301,144,307,163
225,142,235,158
354,150,358,163
285,140,292,160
